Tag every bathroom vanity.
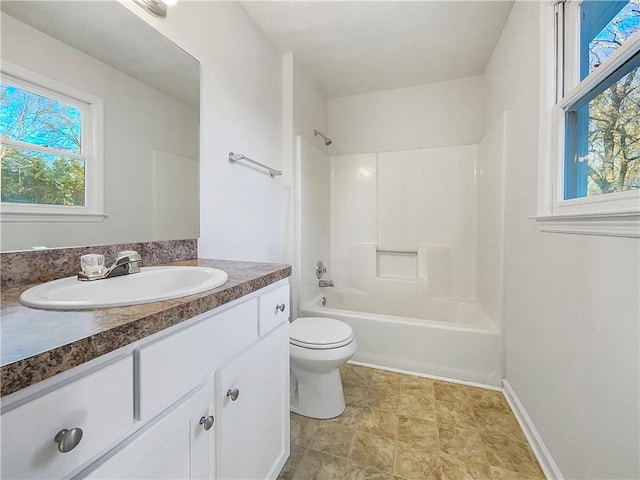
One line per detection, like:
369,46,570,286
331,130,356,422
0,258,291,479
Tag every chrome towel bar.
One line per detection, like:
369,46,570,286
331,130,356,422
376,249,418,255
228,152,282,177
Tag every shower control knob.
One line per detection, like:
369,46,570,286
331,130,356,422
226,388,240,401
276,303,286,313
199,415,215,431
316,260,327,279
54,427,83,453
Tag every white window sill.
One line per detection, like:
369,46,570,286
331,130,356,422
531,210,640,238
0,211,107,223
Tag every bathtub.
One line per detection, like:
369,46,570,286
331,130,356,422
301,289,502,386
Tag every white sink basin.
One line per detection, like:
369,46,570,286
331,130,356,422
19,266,228,310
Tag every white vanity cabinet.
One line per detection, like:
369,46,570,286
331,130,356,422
1,279,290,480
216,322,290,479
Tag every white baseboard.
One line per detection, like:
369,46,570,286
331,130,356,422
502,380,564,480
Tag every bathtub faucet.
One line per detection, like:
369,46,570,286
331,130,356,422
318,279,335,287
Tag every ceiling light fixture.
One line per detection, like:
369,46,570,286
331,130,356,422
133,0,169,18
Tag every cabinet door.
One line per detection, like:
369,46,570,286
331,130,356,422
216,323,290,480
83,385,212,480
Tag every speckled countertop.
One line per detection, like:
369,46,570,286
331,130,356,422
1,258,291,397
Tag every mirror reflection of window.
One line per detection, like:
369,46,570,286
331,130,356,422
1,78,89,207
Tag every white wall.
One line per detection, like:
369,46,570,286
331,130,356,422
124,1,284,262
327,75,485,155
293,60,329,148
486,3,640,479
1,13,198,251
284,54,330,315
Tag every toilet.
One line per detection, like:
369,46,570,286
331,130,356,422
289,317,357,419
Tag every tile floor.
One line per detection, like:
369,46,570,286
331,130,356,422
278,364,545,480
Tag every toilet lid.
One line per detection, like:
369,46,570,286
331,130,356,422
290,317,354,349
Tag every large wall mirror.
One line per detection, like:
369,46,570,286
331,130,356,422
0,1,200,252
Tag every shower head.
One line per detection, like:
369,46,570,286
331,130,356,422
314,129,332,146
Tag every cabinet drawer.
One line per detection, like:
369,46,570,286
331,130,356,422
1,357,133,480
136,298,257,421
258,284,290,336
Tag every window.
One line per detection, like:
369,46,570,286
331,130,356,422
536,0,640,236
0,63,104,221
564,51,640,200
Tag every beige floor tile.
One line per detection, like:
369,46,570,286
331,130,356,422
474,409,526,443
393,441,442,480
458,385,485,402
277,444,307,480
370,369,405,389
400,374,435,391
397,416,439,449
291,413,318,447
337,463,396,480
433,382,466,404
475,390,511,415
398,393,436,422
345,384,371,407
400,377,436,400
342,364,375,387
439,451,492,480
339,405,366,426
306,407,355,429
309,423,356,458
490,466,546,480
433,382,482,404
293,448,349,480
287,367,543,480
354,406,399,440
437,424,486,463
362,390,401,410
435,400,478,429
481,434,545,478
350,431,397,473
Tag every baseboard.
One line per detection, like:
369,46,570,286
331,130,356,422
502,380,564,480
347,360,502,392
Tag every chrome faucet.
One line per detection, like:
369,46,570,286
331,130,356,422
318,279,335,288
78,251,142,281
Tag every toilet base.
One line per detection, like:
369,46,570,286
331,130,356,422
290,367,346,419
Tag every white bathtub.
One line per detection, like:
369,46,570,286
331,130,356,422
301,290,502,386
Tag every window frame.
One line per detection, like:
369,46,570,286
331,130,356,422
0,61,105,223
535,0,640,237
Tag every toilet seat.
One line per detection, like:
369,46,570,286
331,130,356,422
290,317,354,350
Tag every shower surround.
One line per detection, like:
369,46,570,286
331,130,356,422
299,126,505,386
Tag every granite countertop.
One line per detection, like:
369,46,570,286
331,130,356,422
1,258,291,397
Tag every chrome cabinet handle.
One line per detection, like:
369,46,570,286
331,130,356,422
199,415,215,431
54,427,83,453
276,303,286,313
226,388,240,401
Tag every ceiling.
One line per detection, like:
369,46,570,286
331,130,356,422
241,1,514,98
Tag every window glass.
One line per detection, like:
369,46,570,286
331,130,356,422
1,145,85,206
1,81,86,206
565,51,640,199
581,0,640,79
1,83,81,153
